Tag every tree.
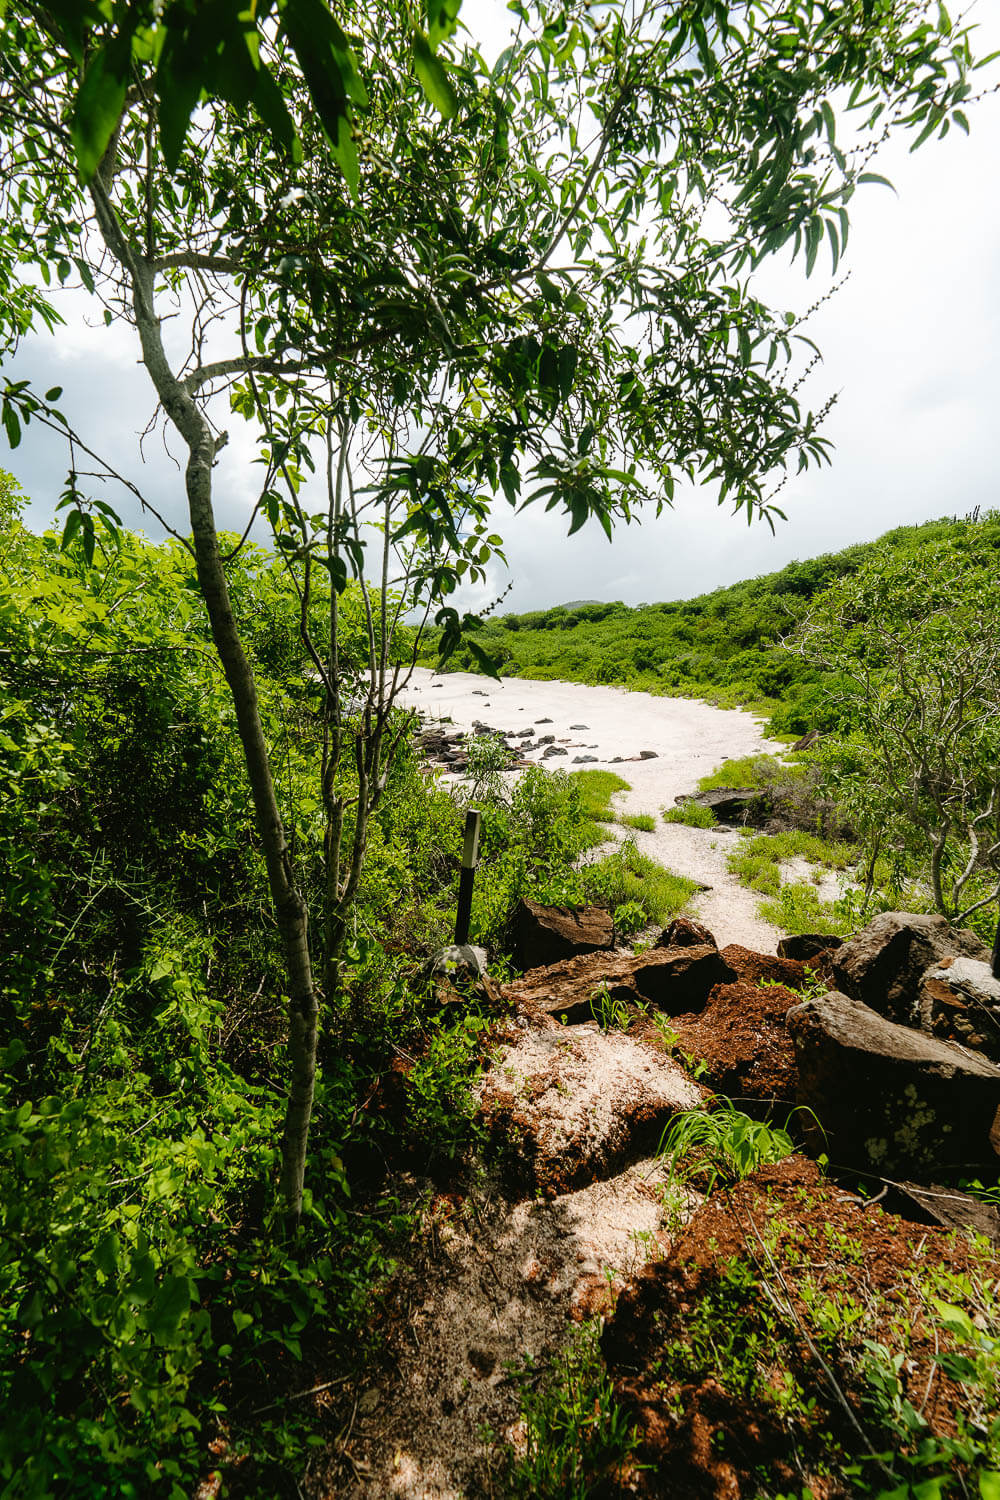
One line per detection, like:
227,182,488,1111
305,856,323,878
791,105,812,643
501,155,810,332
0,0,984,1218
793,516,1000,926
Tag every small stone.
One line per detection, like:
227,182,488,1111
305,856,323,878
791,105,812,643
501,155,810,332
639,750,658,760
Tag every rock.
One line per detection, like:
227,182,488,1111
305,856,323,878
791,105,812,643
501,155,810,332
570,724,589,730
884,1180,1000,1245
791,729,821,751
778,934,843,962
511,900,615,971
536,734,555,745
674,787,765,822
542,746,567,759
477,1024,704,1195
423,944,488,982
655,916,717,950
629,946,736,1015
639,750,658,760
505,950,643,1024
535,717,552,723
787,989,1000,1176
918,956,1000,1058
831,912,989,1027
572,755,599,764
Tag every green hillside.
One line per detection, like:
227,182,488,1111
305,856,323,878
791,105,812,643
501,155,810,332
435,514,1000,736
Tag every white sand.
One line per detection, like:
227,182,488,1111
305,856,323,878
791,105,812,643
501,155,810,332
400,668,796,951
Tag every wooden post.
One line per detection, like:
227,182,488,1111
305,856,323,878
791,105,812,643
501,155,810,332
992,912,1000,982
454,808,481,946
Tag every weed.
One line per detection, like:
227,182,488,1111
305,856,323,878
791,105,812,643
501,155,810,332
589,984,633,1033
621,812,656,832
503,1321,640,1499
657,1101,796,1193
663,800,718,828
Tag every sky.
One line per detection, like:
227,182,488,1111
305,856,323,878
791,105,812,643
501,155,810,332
5,3,1000,613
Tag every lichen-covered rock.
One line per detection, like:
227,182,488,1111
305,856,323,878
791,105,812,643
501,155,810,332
787,989,1000,1177
510,898,615,971
831,911,988,1026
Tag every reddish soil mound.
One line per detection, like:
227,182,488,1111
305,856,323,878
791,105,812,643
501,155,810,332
601,1155,999,1498
719,943,806,989
670,980,803,1104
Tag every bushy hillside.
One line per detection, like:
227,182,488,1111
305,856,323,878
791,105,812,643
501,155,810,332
436,514,1000,736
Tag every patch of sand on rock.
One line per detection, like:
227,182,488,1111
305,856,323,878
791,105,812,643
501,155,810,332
478,1020,705,1195
340,1159,697,1500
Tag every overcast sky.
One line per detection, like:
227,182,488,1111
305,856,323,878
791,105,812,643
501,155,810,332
5,4,999,612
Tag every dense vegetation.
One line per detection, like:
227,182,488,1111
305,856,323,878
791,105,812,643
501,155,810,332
437,514,1000,736
0,494,707,1495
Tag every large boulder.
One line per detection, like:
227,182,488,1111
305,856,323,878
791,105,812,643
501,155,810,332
787,989,1000,1177
502,945,735,1025
831,911,988,1027
510,899,615,971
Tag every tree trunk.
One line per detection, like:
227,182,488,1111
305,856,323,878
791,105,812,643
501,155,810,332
94,202,321,1225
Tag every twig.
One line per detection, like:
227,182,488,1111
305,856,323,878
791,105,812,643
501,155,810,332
252,1374,351,1416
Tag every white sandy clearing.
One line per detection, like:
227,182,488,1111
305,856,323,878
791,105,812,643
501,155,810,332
400,668,794,951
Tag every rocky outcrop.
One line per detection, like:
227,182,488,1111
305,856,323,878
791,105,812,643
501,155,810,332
510,899,615,971
477,1020,704,1196
787,989,1000,1175
673,787,765,822
831,911,988,1027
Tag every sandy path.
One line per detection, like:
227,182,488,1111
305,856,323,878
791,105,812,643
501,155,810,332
399,669,790,951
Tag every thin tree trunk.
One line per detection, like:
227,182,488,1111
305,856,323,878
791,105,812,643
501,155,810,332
91,183,319,1224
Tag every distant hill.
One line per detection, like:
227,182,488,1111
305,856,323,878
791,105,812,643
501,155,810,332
428,514,1000,735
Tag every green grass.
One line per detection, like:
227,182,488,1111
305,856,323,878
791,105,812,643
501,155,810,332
570,768,630,825
503,1321,639,1498
663,801,717,828
758,882,844,937
620,811,656,832
582,840,697,925
696,753,787,792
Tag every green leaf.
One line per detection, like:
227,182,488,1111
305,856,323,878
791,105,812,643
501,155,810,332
413,31,458,118
979,1474,1000,1500
427,0,462,48
71,38,130,182
146,1275,193,1344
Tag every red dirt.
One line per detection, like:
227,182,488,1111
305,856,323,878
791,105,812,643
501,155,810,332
669,979,804,1104
601,1155,999,1499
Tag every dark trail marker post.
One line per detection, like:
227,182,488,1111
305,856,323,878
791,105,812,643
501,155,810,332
992,912,1000,982
454,808,482,947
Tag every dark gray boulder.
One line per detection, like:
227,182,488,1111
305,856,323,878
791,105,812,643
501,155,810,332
787,989,1000,1177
